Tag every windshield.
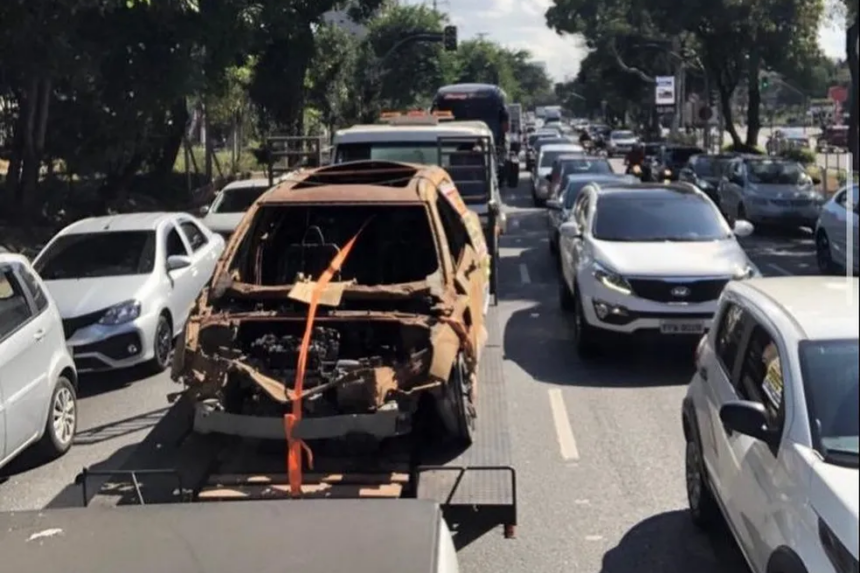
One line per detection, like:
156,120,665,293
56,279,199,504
561,159,613,177
593,195,729,241
746,159,807,185
693,157,732,177
611,131,634,139
666,147,704,166
36,231,156,280
210,184,270,214
799,339,859,465
433,95,504,132
541,149,578,167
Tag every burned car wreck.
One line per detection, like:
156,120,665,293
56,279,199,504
172,161,491,447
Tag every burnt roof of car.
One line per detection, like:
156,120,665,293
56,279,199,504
260,160,437,205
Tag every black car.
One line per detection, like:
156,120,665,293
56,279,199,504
651,144,705,181
678,154,737,203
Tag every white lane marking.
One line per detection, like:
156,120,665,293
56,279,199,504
548,389,580,460
585,535,604,542
519,263,531,284
767,263,792,276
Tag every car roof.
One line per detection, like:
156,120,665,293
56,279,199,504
0,252,29,266
554,153,589,163
58,212,183,235
335,121,492,144
566,173,628,182
221,178,270,191
540,143,583,152
259,160,449,205
593,182,704,199
728,277,859,341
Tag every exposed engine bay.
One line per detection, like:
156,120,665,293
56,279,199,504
183,318,438,420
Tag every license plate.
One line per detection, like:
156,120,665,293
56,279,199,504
659,321,705,335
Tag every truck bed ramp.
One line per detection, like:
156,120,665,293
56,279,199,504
3,499,446,573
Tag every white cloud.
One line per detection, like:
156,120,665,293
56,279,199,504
402,0,850,80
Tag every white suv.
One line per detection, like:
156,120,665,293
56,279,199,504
0,254,78,471
683,276,858,573
557,182,758,358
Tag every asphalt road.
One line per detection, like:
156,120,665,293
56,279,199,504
0,160,821,572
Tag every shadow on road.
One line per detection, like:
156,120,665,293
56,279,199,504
46,443,143,508
600,510,750,573
78,366,160,399
73,407,169,446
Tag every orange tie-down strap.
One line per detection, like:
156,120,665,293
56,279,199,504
284,220,371,497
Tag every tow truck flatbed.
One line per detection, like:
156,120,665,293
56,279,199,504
3,499,449,573
77,307,515,542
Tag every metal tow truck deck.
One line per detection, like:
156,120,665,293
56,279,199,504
75,162,516,547
3,499,460,572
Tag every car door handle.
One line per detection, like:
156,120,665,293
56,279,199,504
34,329,46,341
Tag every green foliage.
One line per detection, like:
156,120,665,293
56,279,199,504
778,146,817,164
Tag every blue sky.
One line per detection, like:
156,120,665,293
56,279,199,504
402,0,849,81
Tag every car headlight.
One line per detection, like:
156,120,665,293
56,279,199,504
98,299,142,325
592,261,633,295
733,263,759,280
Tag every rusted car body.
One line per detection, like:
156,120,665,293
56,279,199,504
171,161,491,446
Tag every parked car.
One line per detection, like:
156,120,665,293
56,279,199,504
546,173,636,255
201,178,271,240
557,182,758,357
0,253,78,471
815,184,859,275
683,276,858,573
717,156,824,231
532,142,583,206
33,213,225,374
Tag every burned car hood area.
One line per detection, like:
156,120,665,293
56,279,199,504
172,161,490,446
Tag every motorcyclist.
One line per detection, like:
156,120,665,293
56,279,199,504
624,143,646,177
578,128,593,148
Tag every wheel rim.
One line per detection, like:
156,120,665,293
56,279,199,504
686,441,702,510
155,319,172,365
52,386,76,445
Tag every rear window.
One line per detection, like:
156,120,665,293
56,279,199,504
232,205,439,287
561,159,613,177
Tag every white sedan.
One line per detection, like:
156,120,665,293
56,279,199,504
815,183,858,275
684,276,858,573
558,181,758,357
34,213,225,374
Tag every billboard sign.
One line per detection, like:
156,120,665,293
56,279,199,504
655,76,676,106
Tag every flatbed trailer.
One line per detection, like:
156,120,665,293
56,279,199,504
76,307,516,545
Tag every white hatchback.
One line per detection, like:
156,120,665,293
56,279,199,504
0,254,77,471
683,276,858,573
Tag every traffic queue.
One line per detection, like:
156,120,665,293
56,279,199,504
527,117,858,573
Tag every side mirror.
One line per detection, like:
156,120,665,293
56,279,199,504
166,255,192,272
719,401,778,445
811,176,822,185
559,221,581,239
545,174,553,181
733,220,754,238
546,199,563,211
199,205,210,215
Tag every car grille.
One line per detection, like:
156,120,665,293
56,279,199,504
62,308,106,339
628,278,730,303
770,199,812,207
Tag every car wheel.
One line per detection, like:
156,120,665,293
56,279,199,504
38,376,77,458
686,437,719,528
549,232,558,255
440,354,475,446
147,313,174,374
816,231,839,274
572,290,601,358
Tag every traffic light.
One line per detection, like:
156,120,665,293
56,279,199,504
442,25,457,51
760,76,770,90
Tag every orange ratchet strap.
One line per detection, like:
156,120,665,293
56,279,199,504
284,221,370,497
